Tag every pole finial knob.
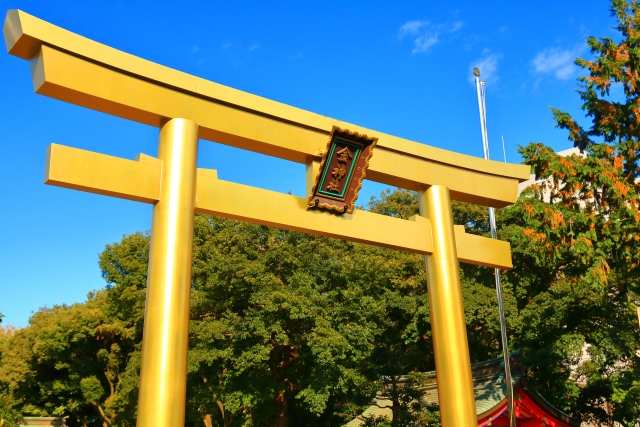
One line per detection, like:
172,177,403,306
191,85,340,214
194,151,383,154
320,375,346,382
473,67,481,77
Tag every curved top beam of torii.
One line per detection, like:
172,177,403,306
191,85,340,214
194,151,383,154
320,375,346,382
4,9,529,208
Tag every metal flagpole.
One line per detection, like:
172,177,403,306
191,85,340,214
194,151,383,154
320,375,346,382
473,68,515,427
502,134,507,163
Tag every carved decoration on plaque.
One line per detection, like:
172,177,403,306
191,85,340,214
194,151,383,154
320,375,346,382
307,126,378,214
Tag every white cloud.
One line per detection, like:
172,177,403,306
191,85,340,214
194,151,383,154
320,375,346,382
469,52,501,83
413,33,439,53
398,20,464,54
190,45,199,54
398,20,429,38
287,52,303,61
448,21,464,33
532,47,582,80
249,44,260,53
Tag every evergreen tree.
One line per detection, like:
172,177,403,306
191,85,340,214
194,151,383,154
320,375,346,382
512,1,640,423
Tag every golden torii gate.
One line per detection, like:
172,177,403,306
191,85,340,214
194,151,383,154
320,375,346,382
4,10,530,427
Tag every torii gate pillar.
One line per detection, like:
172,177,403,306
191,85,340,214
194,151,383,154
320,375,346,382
138,119,199,426
420,186,476,426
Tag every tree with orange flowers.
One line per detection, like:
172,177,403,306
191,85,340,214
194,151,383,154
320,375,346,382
508,1,640,424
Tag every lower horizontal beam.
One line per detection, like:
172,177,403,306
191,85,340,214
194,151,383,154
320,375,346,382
44,144,513,268
195,168,433,255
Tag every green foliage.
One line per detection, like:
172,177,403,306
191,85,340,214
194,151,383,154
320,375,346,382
0,189,491,426
0,385,23,427
184,214,435,426
80,376,105,404
4,172,633,424
511,1,640,423
361,372,441,427
0,407,23,427
80,209,440,426
358,373,440,427
0,207,424,426
0,291,140,425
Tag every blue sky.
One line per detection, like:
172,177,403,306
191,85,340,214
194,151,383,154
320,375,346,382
0,0,618,327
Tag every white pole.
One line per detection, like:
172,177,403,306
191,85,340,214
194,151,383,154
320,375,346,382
473,68,515,427
502,134,507,163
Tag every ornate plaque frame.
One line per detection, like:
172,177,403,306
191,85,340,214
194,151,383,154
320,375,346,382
307,126,378,214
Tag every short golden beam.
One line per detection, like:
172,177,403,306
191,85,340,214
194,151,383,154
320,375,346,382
45,143,161,203
5,10,530,207
453,225,511,269
44,144,513,269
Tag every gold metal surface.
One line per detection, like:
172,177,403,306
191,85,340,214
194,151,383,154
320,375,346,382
137,119,199,427
366,148,521,208
45,144,161,203
5,10,530,207
419,186,477,427
3,10,530,426
196,170,433,254
452,224,512,269
43,144,513,269
305,159,321,197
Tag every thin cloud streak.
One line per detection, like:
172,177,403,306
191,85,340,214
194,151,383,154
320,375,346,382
448,21,464,33
287,52,304,61
398,20,429,38
532,46,583,80
469,51,501,83
398,20,464,54
413,33,439,53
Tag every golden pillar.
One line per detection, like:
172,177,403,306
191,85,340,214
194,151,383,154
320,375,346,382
419,185,477,427
137,118,199,427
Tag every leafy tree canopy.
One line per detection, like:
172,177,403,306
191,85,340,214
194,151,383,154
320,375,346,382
512,1,640,423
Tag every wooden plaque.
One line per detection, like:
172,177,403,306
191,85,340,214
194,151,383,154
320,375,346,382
307,127,377,214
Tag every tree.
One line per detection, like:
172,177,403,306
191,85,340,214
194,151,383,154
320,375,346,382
357,372,440,427
97,193,502,427
510,1,640,423
367,189,515,363
0,406,23,427
3,184,580,427
0,232,149,427
186,214,434,426
97,214,435,427
0,327,24,427
0,292,140,427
